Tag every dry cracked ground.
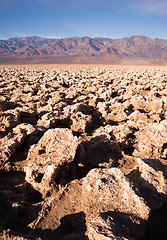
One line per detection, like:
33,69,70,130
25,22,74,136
0,65,167,240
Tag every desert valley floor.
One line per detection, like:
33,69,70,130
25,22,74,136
0,64,167,240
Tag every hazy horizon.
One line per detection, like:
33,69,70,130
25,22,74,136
1,34,167,41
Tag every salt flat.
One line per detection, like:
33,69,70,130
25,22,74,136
0,65,167,240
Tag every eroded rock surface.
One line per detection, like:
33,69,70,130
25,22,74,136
82,168,150,220
25,128,78,197
0,65,167,240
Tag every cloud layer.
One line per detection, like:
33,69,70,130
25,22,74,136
132,0,167,15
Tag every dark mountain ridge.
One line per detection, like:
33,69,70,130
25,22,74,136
0,35,167,64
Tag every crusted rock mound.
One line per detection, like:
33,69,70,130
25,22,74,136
0,65,167,240
25,128,78,197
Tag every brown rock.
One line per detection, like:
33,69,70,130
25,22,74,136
128,110,149,123
25,128,78,196
88,214,136,240
134,121,167,158
80,134,123,169
1,65,167,240
107,109,127,123
0,109,21,132
145,99,163,113
121,157,166,209
82,168,150,220
71,112,92,133
37,111,71,129
0,123,45,167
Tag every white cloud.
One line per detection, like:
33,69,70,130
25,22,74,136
132,0,167,15
0,37,8,40
40,35,62,39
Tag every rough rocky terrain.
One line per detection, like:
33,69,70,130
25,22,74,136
0,65,167,240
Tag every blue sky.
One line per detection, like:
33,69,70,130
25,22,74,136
0,0,167,39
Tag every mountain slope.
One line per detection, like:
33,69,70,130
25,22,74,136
1,35,167,63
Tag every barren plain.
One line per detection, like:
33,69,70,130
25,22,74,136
0,64,167,240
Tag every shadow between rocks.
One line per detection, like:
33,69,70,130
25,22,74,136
54,135,123,186
9,129,45,163
142,197,167,240
31,212,88,240
99,210,146,239
0,170,43,234
126,159,167,240
137,159,167,240
142,158,167,180
127,169,165,210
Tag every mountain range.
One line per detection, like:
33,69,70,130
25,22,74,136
1,35,167,64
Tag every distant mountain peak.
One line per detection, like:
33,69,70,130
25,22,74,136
0,35,167,64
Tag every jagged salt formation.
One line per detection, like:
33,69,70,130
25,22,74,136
0,65,167,240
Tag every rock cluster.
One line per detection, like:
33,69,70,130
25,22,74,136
0,65,167,240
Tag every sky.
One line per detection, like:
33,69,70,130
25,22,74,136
0,0,167,40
